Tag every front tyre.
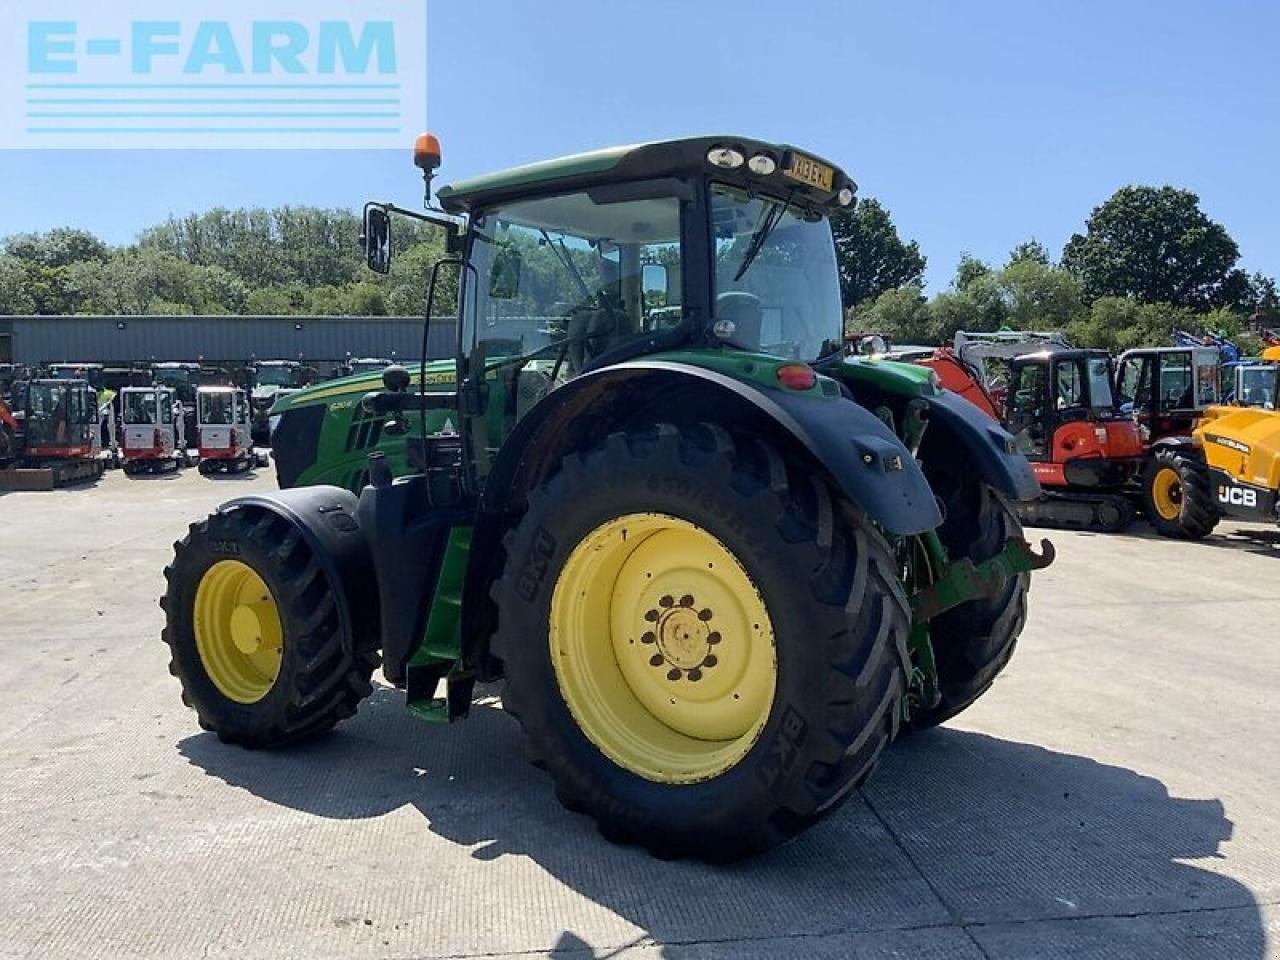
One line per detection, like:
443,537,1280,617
161,507,378,747
1142,449,1219,539
491,423,911,862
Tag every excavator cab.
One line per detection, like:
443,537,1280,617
1005,349,1118,458
1115,347,1221,441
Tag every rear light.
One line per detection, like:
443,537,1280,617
776,364,817,391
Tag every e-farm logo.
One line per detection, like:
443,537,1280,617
1,1,426,149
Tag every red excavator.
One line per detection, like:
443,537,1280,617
0,378,105,488
903,333,1142,531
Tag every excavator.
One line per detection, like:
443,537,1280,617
0,378,105,489
909,332,1218,536
908,332,1145,531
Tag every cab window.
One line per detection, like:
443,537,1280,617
1054,359,1086,410
467,189,684,380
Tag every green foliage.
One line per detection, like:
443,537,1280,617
848,285,931,344
952,254,991,292
1007,239,1051,266
2,206,449,318
0,257,36,314
830,198,926,308
1061,185,1248,310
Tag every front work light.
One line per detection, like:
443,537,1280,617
707,146,745,170
747,153,778,176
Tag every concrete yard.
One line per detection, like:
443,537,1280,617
1,468,1277,960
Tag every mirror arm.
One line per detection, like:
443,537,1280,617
371,201,466,234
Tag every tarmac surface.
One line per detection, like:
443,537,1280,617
1,467,1277,959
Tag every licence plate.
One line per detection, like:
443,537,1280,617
783,153,835,191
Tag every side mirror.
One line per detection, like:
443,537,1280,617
363,206,392,275
489,246,523,300
642,263,669,298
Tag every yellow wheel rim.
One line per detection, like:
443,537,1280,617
1152,467,1183,521
193,560,284,704
550,513,777,784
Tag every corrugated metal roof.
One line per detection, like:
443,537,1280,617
10,315,457,365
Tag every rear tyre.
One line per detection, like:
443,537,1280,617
491,423,911,862
1142,449,1218,539
161,507,378,747
906,468,1029,732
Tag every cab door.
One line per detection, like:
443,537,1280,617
1005,359,1050,460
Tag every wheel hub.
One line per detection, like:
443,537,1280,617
193,560,283,704
550,512,777,784
229,602,274,655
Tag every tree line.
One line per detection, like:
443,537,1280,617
2,185,1275,356
836,186,1278,354
0,208,447,318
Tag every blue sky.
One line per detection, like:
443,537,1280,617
2,0,1277,291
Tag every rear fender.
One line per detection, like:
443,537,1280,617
479,360,942,534
219,486,380,660
460,361,943,670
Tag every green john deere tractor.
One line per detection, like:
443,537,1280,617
162,134,1052,861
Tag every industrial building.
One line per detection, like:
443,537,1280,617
2,315,457,367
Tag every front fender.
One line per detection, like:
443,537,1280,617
924,389,1040,502
483,360,942,536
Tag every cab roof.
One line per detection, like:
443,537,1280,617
436,135,855,213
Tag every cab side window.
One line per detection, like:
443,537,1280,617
1118,357,1152,413
1054,359,1088,410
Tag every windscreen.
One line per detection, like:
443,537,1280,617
123,391,159,425
199,392,235,425
711,184,843,361
254,366,302,387
1239,367,1277,408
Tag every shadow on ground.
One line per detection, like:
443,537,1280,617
179,690,1265,958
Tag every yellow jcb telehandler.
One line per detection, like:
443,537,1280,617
1194,348,1280,524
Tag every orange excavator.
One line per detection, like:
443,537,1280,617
899,333,1145,531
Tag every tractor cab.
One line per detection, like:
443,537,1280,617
152,362,201,395
119,385,186,474
246,360,311,444
1115,347,1221,441
196,386,257,474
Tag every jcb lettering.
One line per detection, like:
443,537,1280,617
1218,485,1258,508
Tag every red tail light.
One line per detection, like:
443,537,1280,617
776,364,817,391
